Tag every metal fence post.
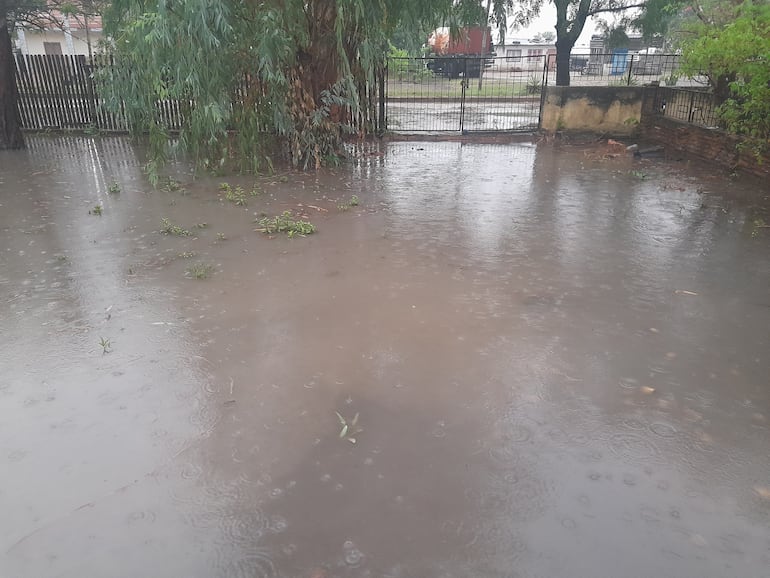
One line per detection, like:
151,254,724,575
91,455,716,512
459,60,467,133
688,90,696,123
378,63,386,135
538,55,548,130
627,54,634,86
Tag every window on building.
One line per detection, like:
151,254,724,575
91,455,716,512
505,49,522,61
44,42,63,55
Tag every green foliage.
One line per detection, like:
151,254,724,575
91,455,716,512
514,0,654,85
98,1,528,175
526,75,542,95
186,263,214,279
107,181,121,194
256,211,315,237
338,194,360,210
160,218,192,237
159,177,184,193
680,2,770,146
89,204,102,216
219,182,247,206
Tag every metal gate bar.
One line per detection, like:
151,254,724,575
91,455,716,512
386,55,545,133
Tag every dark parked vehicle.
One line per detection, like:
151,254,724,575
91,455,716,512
427,27,495,79
570,57,588,72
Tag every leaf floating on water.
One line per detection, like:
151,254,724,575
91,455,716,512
674,290,699,296
351,412,359,427
348,438,356,444
335,411,346,425
339,424,348,438
753,486,770,500
640,386,656,394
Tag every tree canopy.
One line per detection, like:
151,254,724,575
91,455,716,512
99,0,532,179
516,0,651,85
679,1,770,145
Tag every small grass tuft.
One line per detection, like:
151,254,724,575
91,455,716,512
256,211,315,238
90,204,103,216
220,182,248,206
186,262,214,279
107,182,121,194
338,195,360,211
99,336,111,354
160,177,184,193
216,232,227,241
160,218,192,236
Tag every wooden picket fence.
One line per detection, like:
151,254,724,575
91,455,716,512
14,54,384,135
14,54,185,132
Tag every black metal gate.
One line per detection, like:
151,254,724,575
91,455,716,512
385,55,547,133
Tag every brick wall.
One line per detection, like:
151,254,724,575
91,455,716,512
640,88,770,178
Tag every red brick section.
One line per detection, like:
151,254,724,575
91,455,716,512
640,88,770,178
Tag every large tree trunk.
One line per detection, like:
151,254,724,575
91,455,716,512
554,39,572,86
286,0,345,167
0,14,24,150
301,0,340,106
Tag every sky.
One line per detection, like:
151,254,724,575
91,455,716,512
497,4,602,51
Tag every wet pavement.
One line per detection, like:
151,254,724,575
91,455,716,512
1,136,770,578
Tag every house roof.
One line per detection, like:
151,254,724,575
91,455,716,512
21,3,104,32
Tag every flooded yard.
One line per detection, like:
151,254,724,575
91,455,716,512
2,136,770,578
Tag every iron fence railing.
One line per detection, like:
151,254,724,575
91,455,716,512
652,86,721,129
544,53,699,87
386,56,545,132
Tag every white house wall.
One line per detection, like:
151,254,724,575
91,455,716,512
16,29,103,56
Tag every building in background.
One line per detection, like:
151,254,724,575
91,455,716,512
494,41,556,72
15,8,104,57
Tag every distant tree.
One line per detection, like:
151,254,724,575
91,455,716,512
530,30,555,43
518,1,651,86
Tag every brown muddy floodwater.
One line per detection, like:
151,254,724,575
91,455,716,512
1,136,770,578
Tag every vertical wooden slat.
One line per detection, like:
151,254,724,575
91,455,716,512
14,54,34,129
31,56,54,128
63,55,80,128
63,55,77,127
43,55,64,128
45,55,63,128
91,54,108,130
71,55,87,126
